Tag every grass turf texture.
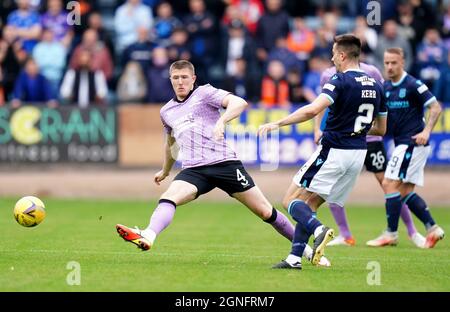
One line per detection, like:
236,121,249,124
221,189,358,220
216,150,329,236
1,197,449,292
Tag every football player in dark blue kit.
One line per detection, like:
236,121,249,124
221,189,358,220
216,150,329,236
366,48,445,248
258,34,387,269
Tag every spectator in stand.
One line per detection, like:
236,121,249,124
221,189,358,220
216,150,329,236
222,57,259,103
302,54,331,103
286,17,315,63
221,4,245,30
396,0,435,52
28,0,41,11
121,26,157,78
114,0,154,53
72,0,97,42
88,12,115,59
374,19,413,71
267,36,303,74
142,0,161,9
167,27,191,63
222,0,264,36
184,0,217,84
0,0,16,26
310,0,348,15
441,4,450,50
321,11,338,41
40,0,74,48
416,28,447,89
117,61,148,103
433,50,450,103
12,57,57,107
7,0,42,55
32,28,66,95
220,19,257,79
408,0,435,43
69,29,114,83
0,25,24,101
153,2,182,47
60,50,108,108
260,59,289,108
147,47,173,103
311,27,333,61
255,0,290,66
353,15,377,63
286,68,307,104
396,0,419,51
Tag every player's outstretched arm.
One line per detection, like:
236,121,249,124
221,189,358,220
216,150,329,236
258,94,331,136
367,115,387,136
213,94,248,141
313,109,326,144
412,101,442,145
154,134,177,185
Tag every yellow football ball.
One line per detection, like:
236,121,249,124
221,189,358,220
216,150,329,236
13,196,46,227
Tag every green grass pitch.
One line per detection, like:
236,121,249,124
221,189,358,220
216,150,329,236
1,197,449,292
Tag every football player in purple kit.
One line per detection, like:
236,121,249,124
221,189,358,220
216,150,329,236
116,60,330,266
315,63,426,248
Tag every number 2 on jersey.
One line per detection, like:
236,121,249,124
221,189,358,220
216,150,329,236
354,103,374,133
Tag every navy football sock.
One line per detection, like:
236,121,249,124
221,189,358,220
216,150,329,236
291,223,309,257
288,200,322,236
385,193,402,232
403,192,435,230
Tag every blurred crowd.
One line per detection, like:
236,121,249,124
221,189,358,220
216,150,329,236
1,0,450,108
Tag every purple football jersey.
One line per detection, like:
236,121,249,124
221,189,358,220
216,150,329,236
160,84,238,168
320,63,385,142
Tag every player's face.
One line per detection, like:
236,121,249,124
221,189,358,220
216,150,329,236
384,52,404,81
170,68,196,100
331,44,344,71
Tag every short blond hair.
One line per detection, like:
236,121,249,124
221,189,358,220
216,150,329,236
385,47,404,59
169,60,195,75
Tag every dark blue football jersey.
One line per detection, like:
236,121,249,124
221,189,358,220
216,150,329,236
320,70,387,149
383,72,437,146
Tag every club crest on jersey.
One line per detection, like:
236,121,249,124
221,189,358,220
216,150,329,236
399,88,406,98
385,91,390,98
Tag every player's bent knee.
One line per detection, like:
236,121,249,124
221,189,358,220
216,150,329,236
281,197,291,210
259,206,274,220
399,183,415,197
247,199,273,220
382,178,399,194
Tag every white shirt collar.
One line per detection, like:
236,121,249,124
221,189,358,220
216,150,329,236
392,71,408,86
343,68,365,73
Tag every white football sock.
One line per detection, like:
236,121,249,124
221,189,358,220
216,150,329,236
286,254,302,265
314,225,325,238
303,244,313,260
141,228,157,244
